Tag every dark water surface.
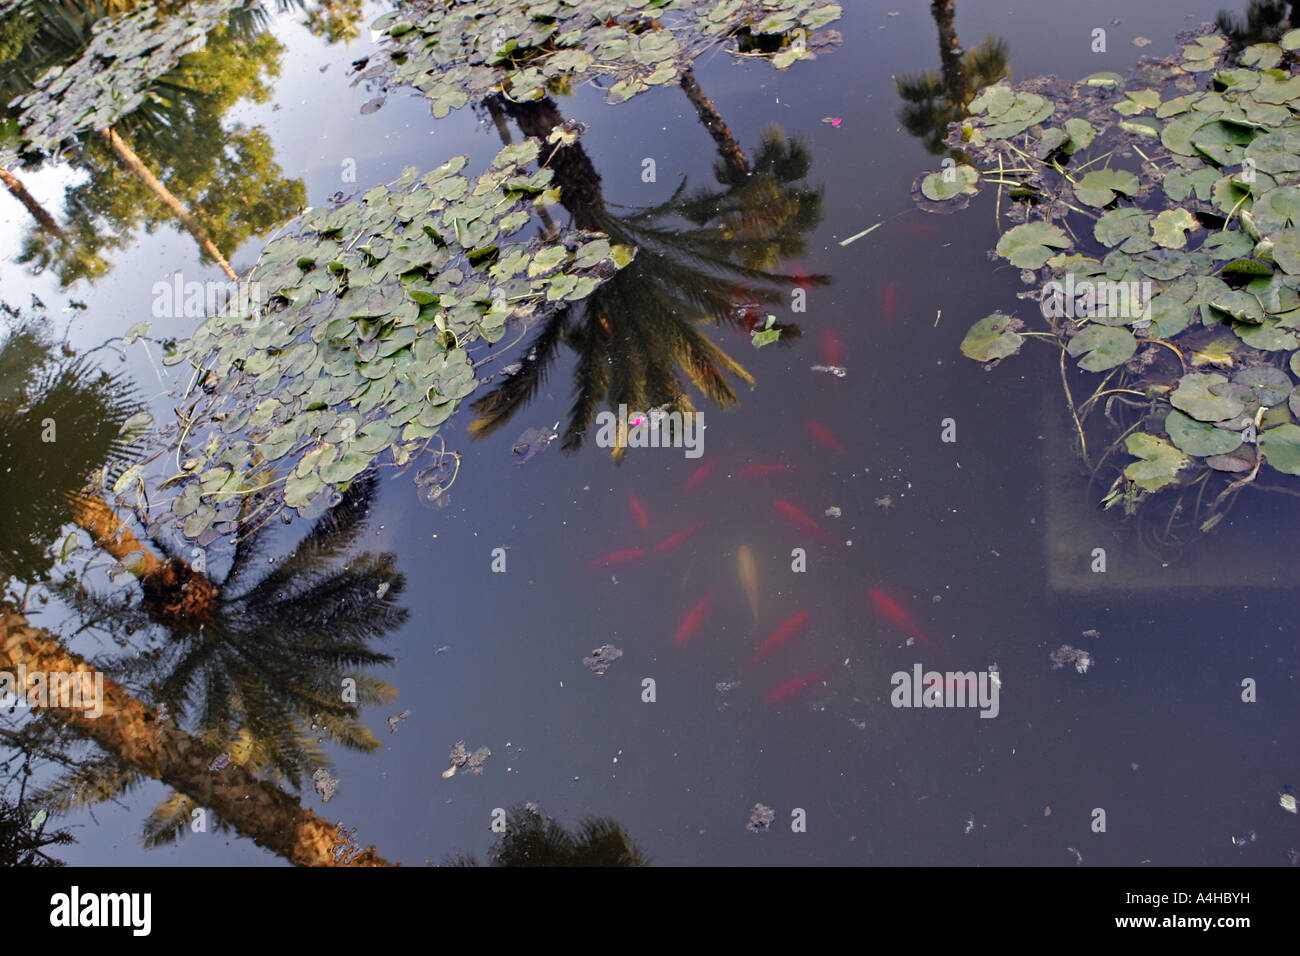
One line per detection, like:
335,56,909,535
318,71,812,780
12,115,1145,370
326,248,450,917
3,0,1298,866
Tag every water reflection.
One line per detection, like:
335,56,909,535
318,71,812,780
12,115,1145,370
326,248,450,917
895,2,1009,155
2,0,306,284
1,303,402,862
1216,0,1300,50
471,93,827,459
446,804,648,867
0,304,139,586
56,471,404,789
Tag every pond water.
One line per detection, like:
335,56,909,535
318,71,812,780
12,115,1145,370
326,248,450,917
2,0,1298,867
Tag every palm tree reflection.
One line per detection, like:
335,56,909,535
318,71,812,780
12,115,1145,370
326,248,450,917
446,803,649,866
471,96,827,459
44,471,404,839
895,2,1010,155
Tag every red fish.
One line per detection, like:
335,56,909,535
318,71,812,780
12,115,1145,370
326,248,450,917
683,458,721,492
736,463,797,480
822,330,843,367
765,666,832,705
588,548,646,569
792,267,816,292
772,499,836,543
654,521,709,553
749,610,811,666
807,421,847,456
628,492,649,530
674,588,716,646
868,588,930,646
883,283,898,329
898,221,939,239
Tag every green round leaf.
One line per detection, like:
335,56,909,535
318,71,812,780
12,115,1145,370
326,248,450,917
1066,325,1137,371
960,313,1023,362
1259,423,1300,474
995,222,1072,269
1165,409,1244,456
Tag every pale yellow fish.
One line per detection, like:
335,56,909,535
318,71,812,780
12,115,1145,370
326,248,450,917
737,545,760,623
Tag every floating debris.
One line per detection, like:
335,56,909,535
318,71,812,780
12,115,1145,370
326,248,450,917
824,506,842,519
442,741,467,779
1066,846,1084,865
209,753,229,772
747,803,775,833
849,717,867,730
29,808,47,832
313,767,339,803
874,495,893,510
1281,792,1297,814
583,644,623,676
1132,36,1151,47
386,709,411,734
436,645,450,654
810,364,848,378
442,740,491,778
963,815,975,835
1231,831,1257,847
839,221,883,247
751,314,782,348
1050,645,1093,674
465,746,491,776
375,581,390,600
1081,628,1101,640
821,116,843,126
989,663,1002,689
512,423,559,464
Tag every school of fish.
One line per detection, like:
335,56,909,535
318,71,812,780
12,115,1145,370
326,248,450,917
581,256,931,706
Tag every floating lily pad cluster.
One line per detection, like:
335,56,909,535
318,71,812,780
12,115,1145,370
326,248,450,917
931,25,1300,521
9,0,245,156
360,0,842,115
161,139,633,542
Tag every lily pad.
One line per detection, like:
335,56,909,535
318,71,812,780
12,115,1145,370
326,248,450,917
995,222,1071,269
1234,319,1298,351
1259,423,1300,474
1065,326,1137,372
1234,366,1292,405
1151,208,1199,249
921,164,980,201
1170,372,1246,422
960,313,1024,362
1165,409,1243,456
1074,169,1141,208
1123,433,1191,492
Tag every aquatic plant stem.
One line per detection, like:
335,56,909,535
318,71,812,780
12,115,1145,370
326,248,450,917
1061,346,1090,467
